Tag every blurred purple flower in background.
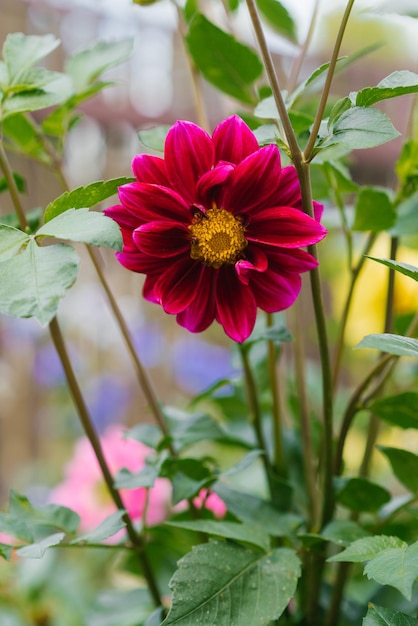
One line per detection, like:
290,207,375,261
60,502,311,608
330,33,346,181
171,336,238,395
85,375,132,433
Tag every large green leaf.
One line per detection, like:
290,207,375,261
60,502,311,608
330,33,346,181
369,392,418,429
353,70,418,107
321,520,370,547
162,541,301,625
65,39,133,93
164,407,229,450
364,541,418,600
378,446,418,493
367,257,418,282
325,107,400,150
0,238,79,325
335,477,391,512
328,535,406,563
363,604,418,626
2,112,51,163
352,187,396,231
8,490,80,535
165,519,271,551
0,224,30,260
37,208,122,250
44,177,133,222
256,0,297,43
356,333,418,358
2,33,60,84
186,14,263,104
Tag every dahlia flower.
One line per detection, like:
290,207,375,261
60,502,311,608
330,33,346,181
106,115,326,342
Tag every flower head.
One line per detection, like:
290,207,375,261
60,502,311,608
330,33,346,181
106,116,326,342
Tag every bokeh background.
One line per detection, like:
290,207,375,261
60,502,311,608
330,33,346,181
0,0,417,519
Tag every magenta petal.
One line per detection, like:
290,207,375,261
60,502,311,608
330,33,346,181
215,267,257,342
154,257,202,314
196,163,234,208
221,145,282,215
119,183,190,223
132,154,170,185
251,269,301,313
164,121,214,204
177,268,217,332
212,115,259,165
277,166,302,206
235,247,268,285
104,205,140,230
247,207,327,248
265,247,318,273
133,221,190,257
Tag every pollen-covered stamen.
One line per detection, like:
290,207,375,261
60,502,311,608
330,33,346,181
189,207,247,269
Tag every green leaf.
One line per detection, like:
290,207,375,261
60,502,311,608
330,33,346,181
396,139,418,197
256,0,297,43
186,14,263,104
369,392,418,429
213,483,301,536
353,70,418,107
378,446,418,493
356,333,418,358
65,39,133,93
352,187,396,231
0,544,13,561
363,604,418,626
164,407,228,450
162,541,301,625
124,423,163,449
2,33,60,84
0,239,79,325
91,589,154,626
162,458,214,504
7,491,80,534
16,532,65,558
326,106,400,150
2,113,50,163
321,520,370,547
138,125,170,153
71,511,126,544
335,477,391,512
2,74,73,118
114,463,159,489
0,225,30,260
44,177,133,222
220,450,263,478
391,193,418,236
328,535,406,563
37,208,122,250
165,519,271,551
0,513,33,543
364,541,418,600
367,257,418,282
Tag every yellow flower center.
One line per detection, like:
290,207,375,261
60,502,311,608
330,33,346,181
189,208,247,269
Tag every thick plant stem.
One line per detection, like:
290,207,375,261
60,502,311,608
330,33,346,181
304,0,356,161
48,317,162,608
0,139,28,231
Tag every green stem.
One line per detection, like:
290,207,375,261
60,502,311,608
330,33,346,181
304,0,356,161
0,138,28,231
266,313,285,476
49,317,162,608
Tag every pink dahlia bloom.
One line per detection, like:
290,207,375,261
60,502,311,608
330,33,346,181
49,425,170,535
106,115,326,342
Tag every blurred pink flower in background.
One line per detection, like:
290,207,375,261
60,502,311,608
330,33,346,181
193,490,227,518
49,425,171,533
